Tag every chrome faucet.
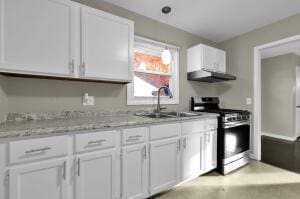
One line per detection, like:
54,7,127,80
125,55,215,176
156,86,173,113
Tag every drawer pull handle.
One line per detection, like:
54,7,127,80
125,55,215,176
24,146,51,154
88,139,106,145
126,135,142,142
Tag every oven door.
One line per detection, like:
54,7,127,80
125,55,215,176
221,121,250,162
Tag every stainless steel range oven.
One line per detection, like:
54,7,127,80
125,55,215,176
220,115,250,174
191,97,251,174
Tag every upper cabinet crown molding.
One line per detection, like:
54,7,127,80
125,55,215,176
0,0,134,83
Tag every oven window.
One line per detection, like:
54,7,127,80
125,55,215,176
224,124,250,159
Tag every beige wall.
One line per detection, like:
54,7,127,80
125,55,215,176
261,54,298,138
0,0,220,115
0,76,7,122
219,13,300,154
218,13,300,110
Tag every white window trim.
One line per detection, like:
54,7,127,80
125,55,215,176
127,36,180,105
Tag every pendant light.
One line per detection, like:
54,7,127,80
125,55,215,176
161,6,172,65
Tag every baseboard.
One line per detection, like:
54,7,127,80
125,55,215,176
249,153,261,161
261,132,297,141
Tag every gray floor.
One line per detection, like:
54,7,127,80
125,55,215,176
152,161,300,199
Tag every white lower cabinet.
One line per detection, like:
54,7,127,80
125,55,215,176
9,158,68,199
75,149,117,199
182,133,205,181
149,137,180,195
204,130,218,172
1,118,218,199
121,144,148,199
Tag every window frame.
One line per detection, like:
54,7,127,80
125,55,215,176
127,36,180,105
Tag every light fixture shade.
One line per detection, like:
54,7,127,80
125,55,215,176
162,48,171,65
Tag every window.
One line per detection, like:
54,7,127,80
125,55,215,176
127,36,179,105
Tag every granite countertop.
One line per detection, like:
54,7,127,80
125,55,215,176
0,111,218,140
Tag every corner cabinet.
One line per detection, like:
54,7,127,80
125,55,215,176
0,0,134,83
187,44,226,73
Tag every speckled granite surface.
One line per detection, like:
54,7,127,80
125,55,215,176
0,111,218,140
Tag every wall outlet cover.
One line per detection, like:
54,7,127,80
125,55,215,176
83,95,94,106
246,98,252,105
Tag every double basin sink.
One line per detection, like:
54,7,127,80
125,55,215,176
135,111,202,119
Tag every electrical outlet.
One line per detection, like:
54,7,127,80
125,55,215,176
82,93,94,106
246,98,252,105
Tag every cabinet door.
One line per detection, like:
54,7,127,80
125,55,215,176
204,130,217,172
80,6,134,82
0,0,77,77
75,150,117,199
215,49,226,73
9,159,68,199
182,133,205,181
202,45,216,72
122,144,148,199
149,137,180,195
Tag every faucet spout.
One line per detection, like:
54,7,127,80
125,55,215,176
156,86,173,113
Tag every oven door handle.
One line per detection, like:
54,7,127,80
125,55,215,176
224,121,250,129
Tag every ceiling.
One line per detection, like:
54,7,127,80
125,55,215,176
261,40,300,59
103,0,300,43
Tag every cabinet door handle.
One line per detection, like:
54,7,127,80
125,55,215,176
81,62,86,76
141,145,147,161
77,158,81,176
63,161,66,180
183,138,187,149
70,59,75,75
177,139,181,152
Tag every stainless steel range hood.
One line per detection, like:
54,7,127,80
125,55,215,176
187,70,236,83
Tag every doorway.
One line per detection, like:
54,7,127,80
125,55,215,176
253,35,300,164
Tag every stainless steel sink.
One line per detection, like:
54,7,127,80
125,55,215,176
134,112,201,119
163,112,202,117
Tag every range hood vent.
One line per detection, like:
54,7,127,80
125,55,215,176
187,70,236,83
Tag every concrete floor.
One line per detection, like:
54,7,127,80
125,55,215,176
152,161,300,199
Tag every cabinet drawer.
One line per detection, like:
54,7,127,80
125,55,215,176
9,136,68,164
205,118,218,131
75,130,117,153
182,120,205,135
150,123,180,141
122,127,148,145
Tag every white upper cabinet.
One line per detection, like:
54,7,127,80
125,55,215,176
9,159,68,199
0,0,77,77
187,44,226,73
0,0,134,82
80,6,134,82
